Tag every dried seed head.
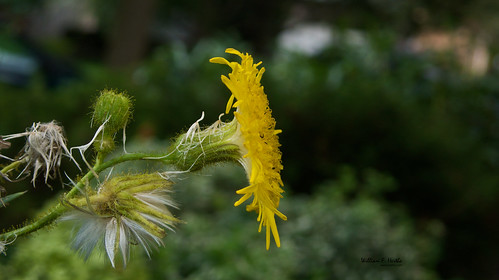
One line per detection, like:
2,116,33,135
0,136,12,161
3,121,74,186
25,122,69,185
0,136,10,150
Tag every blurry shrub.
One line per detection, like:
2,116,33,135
284,166,442,280
130,38,249,138
264,32,499,279
266,30,499,218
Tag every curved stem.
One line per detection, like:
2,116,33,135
0,152,174,241
0,204,67,240
0,127,242,241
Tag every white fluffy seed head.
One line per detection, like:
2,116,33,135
20,121,74,186
62,173,180,267
2,121,79,186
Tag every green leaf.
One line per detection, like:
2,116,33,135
0,191,27,207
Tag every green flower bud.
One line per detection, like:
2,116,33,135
91,89,133,155
168,114,240,172
92,89,133,135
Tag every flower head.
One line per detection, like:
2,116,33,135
210,48,287,249
62,173,180,267
3,121,75,186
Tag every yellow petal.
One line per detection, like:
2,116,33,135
209,57,229,65
225,94,235,114
234,192,252,206
232,100,243,109
225,48,243,57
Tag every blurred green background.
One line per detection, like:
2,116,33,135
1,1,499,279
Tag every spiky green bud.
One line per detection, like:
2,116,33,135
91,89,133,154
92,89,133,135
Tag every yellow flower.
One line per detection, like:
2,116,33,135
210,48,287,249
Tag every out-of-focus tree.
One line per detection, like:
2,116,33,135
105,0,157,68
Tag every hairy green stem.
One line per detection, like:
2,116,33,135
0,158,29,179
1,128,242,241
0,152,174,240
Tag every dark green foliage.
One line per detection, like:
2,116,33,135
264,33,499,279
